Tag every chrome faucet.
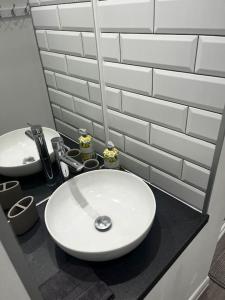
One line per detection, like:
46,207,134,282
28,124,54,184
51,137,83,182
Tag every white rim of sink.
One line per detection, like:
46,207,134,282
45,170,156,258
0,127,59,176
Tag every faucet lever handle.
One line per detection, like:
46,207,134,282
27,122,43,135
51,137,70,153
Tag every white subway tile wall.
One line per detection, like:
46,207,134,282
32,0,225,211
122,91,188,132
104,62,152,95
120,34,198,72
40,51,67,74
58,3,94,31
36,30,48,50
67,56,99,82
154,0,225,35
108,110,150,143
182,161,210,192
120,152,150,181
44,70,56,88
98,0,154,33
151,168,206,210
32,6,60,29
125,136,183,178
55,73,89,100
186,108,222,144
46,31,83,56
49,88,74,111
82,32,120,62
51,104,61,120
195,36,225,77
150,125,215,169
32,3,103,145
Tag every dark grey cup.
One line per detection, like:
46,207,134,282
8,196,39,235
66,149,82,163
83,159,100,172
66,149,82,174
0,181,23,210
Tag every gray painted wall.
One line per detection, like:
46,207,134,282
0,4,55,135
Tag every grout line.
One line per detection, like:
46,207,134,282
125,132,211,172
120,89,123,112
193,35,200,72
149,123,151,145
43,30,49,51
180,159,185,180
48,85,89,103
56,5,61,30
33,25,225,38
43,65,223,115
50,75,219,147
45,67,223,116
59,104,103,128
111,107,217,145
87,81,91,102
41,45,225,80
118,33,122,63
148,140,211,170
65,55,69,74
151,68,154,96
80,32,85,57
152,0,156,34
32,15,225,39
184,107,190,133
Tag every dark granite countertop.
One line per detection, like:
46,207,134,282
17,182,207,300
1,135,208,299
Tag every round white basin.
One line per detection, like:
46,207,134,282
45,170,156,261
0,127,60,177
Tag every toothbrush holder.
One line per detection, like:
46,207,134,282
66,148,82,163
83,159,100,172
8,196,39,235
66,148,82,174
0,181,23,210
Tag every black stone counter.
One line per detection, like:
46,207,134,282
17,184,208,300
1,135,208,299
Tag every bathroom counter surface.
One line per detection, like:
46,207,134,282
17,180,208,300
1,135,208,299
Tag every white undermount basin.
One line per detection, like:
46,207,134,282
45,170,156,261
0,127,59,177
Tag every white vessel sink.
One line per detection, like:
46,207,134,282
0,127,59,177
45,170,156,261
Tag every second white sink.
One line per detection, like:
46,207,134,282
45,170,156,261
0,127,59,177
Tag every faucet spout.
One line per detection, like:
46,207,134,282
29,124,54,184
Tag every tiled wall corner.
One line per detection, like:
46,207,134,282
32,0,225,211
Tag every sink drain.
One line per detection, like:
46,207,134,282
23,157,35,165
95,216,112,232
